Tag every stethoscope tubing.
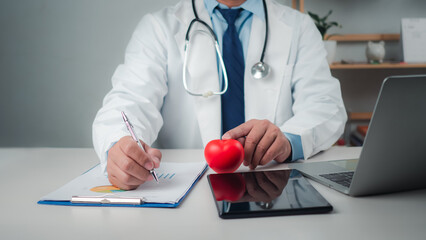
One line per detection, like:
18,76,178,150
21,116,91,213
183,0,269,97
183,29,229,97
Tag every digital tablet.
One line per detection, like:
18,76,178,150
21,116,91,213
207,169,333,219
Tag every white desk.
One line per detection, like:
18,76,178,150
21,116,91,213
1,147,425,240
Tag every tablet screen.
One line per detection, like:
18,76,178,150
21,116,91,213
207,169,332,219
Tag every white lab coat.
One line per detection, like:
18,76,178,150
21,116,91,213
92,0,347,172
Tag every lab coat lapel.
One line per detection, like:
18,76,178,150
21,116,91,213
245,2,292,122
174,0,222,145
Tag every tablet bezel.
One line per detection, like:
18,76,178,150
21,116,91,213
207,169,333,219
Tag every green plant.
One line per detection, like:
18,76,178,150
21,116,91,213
308,10,341,40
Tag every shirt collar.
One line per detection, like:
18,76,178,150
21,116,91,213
203,0,265,21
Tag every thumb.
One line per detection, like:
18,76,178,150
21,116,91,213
143,143,162,168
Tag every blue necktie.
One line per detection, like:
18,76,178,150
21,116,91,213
218,8,245,134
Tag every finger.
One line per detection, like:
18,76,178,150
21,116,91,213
108,173,138,190
259,143,278,166
251,127,278,169
107,159,145,190
144,143,162,168
107,138,154,188
236,137,247,166
109,145,146,180
221,121,255,140
260,136,291,165
111,153,153,182
236,137,246,148
258,136,282,166
244,123,268,169
119,137,154,170
110,157,152,185
109,145,154,182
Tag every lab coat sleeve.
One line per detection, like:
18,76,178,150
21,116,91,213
92,13,168,172
281,14,347,159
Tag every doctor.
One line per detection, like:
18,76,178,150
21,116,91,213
93,0,347,190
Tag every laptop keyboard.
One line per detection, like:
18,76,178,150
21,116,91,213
319,171,354,188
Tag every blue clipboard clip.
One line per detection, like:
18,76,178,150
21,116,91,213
71,196,145,205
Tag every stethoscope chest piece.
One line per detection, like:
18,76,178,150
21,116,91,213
251,62,270,80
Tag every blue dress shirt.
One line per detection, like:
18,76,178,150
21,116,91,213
203,0,304,161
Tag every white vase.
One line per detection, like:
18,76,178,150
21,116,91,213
323,40,337,65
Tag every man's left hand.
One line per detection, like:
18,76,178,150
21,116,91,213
222,119,292,170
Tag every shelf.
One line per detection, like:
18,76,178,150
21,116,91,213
325,34,400,42
330,62,426,70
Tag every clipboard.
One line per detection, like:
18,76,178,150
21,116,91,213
38,162,208,208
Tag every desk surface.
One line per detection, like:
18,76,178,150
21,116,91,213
1,147,425,240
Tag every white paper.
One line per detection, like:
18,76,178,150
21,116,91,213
40,162,207,204
401,18,426,63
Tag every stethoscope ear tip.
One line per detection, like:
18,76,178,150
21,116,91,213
251,62,271,80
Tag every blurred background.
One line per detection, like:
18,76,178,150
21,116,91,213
1,0,425,147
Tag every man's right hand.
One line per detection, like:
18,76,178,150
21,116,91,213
107,136,161,190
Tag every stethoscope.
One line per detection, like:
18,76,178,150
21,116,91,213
183,0,270,97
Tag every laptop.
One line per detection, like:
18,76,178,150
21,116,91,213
290,75,426,196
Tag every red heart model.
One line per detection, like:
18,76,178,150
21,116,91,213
209,173,246,201
204,139,244,173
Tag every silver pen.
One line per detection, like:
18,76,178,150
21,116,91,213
121,111,159,183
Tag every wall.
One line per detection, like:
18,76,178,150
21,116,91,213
1,0,425,147
281,0,426,113
0,0,178,147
